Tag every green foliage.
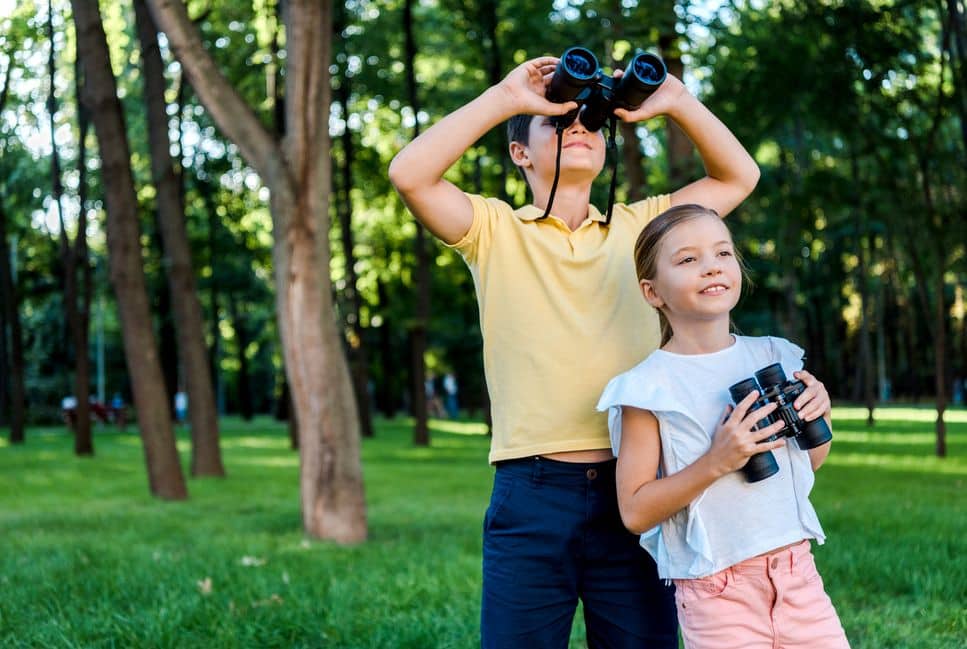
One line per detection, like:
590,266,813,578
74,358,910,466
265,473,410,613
1,0,964,422
0,408,964,647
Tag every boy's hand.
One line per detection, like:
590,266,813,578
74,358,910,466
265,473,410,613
793,371,831,422
494,57,579,118
612,72,689,123
707,391,786,477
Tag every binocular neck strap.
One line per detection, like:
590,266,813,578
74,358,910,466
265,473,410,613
604,116,618,226
538,123,566,221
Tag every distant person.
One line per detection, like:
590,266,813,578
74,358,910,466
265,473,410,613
598,205,849,648
425,374,445,418
61,395,78,430
443,372,459,419
110,392,127,429
174,391,188,424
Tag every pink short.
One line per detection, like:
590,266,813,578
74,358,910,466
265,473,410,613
673,540,850,649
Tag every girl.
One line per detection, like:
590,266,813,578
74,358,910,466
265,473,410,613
597,204,850,649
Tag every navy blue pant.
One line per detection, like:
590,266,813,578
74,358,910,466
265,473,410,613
481,456,678,649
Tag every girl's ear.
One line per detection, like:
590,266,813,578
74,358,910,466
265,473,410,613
640,279,664,308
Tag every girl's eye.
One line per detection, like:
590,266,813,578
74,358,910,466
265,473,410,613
677,256,695,264
718,250,733,257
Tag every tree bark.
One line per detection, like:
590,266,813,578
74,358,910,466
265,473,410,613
403,0,430,446
0,53,25,444
134,0,224,476
0,197,25,444
332,4,373,438
72,0,187,499
73,43,94,455
50,0,93,453
148,0,366,540
228,293,254,421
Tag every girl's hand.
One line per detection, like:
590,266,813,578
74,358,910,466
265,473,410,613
612,72,688,123
707,391,786,477
494,57,579,118
793,370,831,422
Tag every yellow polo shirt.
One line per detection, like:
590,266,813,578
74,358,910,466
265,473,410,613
449,192,670,463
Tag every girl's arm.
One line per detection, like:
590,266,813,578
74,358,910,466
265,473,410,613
616,392,786,534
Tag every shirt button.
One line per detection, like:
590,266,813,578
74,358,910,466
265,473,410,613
586,468,598,480
771,558,779,569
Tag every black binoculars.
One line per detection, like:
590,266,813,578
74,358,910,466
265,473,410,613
728,363,834,483
545,47,667,132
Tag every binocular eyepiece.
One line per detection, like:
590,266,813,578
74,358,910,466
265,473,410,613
728,363,834,483
546,47,667,132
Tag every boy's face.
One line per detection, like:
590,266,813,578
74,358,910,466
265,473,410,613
510,114,606,186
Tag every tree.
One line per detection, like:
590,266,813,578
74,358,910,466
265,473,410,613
49,0,94,454
133,0,224,477
147,0,366,540
72,0,187,498
402,0,431,447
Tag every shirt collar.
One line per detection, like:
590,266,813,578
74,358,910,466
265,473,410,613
516,204,607,223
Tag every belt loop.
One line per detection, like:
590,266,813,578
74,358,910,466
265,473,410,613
532,455,543,484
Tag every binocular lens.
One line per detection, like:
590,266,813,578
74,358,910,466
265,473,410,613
562,48,597,78
631,55,665,84
728,377,760,404
754,363,787,390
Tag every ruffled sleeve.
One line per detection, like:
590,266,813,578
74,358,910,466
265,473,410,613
768,336,806,378
596,367,683,455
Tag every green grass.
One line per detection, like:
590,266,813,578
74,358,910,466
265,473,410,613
0,407,964,648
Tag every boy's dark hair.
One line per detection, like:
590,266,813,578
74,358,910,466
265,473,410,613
506,114,532,146
506,114,533,182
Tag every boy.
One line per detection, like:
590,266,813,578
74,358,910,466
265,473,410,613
389,55,759,648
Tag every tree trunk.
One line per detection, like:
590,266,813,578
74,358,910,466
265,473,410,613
403,0,430,446
376,276,398,417
148,0,366,539
933,269,947,457
945,0,967,155
72,0,187,499
134,0,224,476
0,198,25,444
50,0,93,453
196,163,225,416
331,7,374,437
228,294,254,421
73,45,95,455
0,54,25,444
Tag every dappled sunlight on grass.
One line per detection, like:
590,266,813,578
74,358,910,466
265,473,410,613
428,419,490,436
834,406,967,423
230,456,300,468
825,452,967,475
834,431,943,445
1,408,963,647
221,436,292,450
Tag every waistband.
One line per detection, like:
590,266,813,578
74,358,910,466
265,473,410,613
495,455,617,486
730,539,812,575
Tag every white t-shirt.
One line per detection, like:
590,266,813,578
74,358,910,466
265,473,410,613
596,335,826,579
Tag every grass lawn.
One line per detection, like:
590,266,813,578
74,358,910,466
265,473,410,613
0,406,964,648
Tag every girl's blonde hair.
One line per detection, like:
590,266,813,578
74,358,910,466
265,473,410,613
633,204,747,346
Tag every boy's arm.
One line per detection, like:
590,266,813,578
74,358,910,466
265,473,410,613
388,57,577,244
614,75,760,218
